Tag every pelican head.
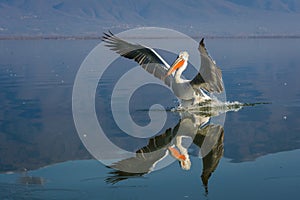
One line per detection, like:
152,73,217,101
165,51,189,77
168,146,191,170
179,51,189,61
179,156,191,170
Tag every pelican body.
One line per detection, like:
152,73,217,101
102,31,224,108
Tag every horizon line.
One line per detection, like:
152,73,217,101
1,34,300,40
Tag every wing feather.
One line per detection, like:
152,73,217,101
190,38,224,93
102,31,172,87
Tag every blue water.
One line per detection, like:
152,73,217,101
1,150,300,199
0,38,300,199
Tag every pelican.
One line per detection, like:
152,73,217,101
102,31,224,108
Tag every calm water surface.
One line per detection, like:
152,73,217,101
0,38,299,199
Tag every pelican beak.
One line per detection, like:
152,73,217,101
165,57,185,77
168,146,186,161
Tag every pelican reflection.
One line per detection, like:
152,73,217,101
105,106,236,193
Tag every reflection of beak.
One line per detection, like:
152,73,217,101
168,147,186,161
165,58,185,77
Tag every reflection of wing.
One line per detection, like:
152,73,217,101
106,171,144,185
102,32,173,87
193,124,224,194
193,124,224,147
105,159,150,184
106,128,176,184
190,38,224,93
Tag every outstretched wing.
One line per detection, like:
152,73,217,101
190,38,224,93
102,31,173,87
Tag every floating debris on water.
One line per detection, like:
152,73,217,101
283,116,287,120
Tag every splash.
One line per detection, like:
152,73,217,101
173,99,269,115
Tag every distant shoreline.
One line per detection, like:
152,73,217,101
1,35,300,40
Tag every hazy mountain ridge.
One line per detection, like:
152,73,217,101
227,0,300,13
0,0,300,36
